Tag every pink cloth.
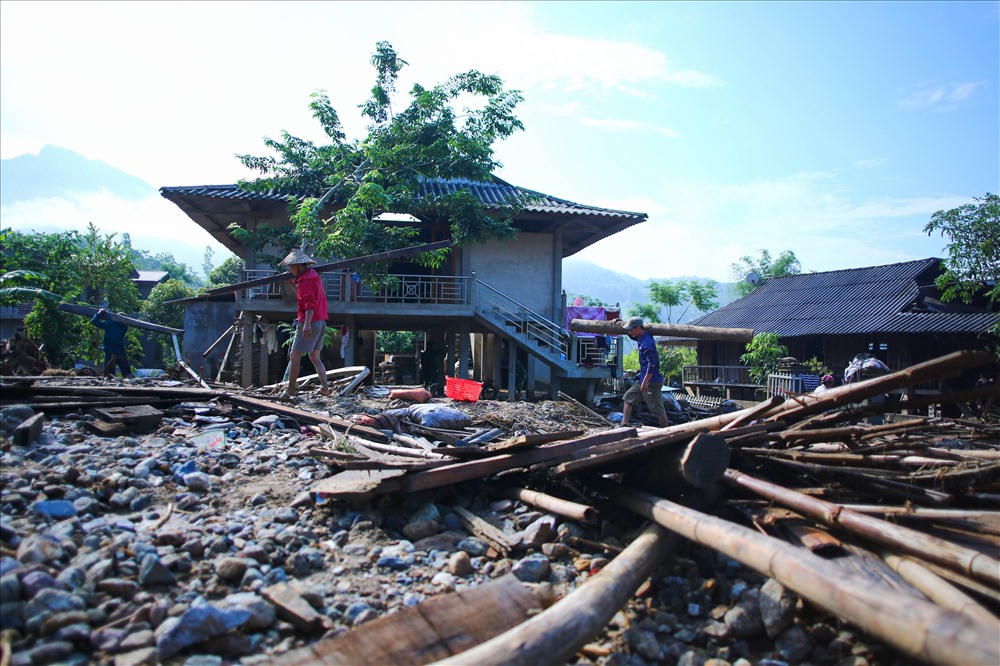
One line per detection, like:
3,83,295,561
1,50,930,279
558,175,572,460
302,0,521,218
294,267,329,322
566,306,605,338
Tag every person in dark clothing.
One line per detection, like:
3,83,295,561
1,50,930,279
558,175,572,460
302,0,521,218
420,340,443,394
621,317,668,428
91,308,133,378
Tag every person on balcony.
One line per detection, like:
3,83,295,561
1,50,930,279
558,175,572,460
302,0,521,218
280,250,331,398
621,317,669,428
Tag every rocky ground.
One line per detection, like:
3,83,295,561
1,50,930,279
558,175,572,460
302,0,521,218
0,377,929,666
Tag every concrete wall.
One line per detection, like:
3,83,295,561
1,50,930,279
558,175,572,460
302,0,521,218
468,233,555,317
182,301,237,379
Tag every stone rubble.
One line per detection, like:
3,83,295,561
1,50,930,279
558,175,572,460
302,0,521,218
0,382,919,666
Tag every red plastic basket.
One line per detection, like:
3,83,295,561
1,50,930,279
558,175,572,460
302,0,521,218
445,376,483,402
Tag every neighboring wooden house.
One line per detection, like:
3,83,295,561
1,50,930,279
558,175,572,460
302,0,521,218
683,258,998,400
160,177,647,400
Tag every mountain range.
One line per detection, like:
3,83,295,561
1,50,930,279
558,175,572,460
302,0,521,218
1,146,738,321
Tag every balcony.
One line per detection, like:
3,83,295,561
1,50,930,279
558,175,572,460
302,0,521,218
237,271,472,315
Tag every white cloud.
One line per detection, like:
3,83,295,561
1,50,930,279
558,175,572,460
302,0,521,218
897,81,986,111
1,192,232,270
575,175,969,282
855,158,887,169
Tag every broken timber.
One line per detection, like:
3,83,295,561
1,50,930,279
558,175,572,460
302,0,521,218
57,303,184,336
273,575,544,666
590,477,1000,666
569,318,754,342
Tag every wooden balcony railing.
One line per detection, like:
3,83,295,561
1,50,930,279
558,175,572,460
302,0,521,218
682,365,755,386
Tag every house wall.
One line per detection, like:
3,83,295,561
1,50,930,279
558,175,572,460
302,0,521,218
468,232,556,318
182,301,238,379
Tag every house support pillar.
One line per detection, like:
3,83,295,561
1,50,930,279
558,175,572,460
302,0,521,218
492,337,503,395
526,358,536,401
344,315,357,367
507,342,517,402
241,315,254,387
258,316,269,386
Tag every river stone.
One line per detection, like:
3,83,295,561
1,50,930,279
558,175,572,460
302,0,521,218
20,569,59,598
16,533,65,564
511,553,550,583
138,554,176,588
456,537,488,557
222,592,275,631
627,628,665,661
759,578,797,638
30,499,78,519
447,551,473,577
25,587,86,616
402,518,440,541
154,599,251,659
215,557,249,581
114,647,158,666
724,599,765,638
776,624,813,662
0,573,20,602
120,628,156,651
182,472,212,493
516,515,557,550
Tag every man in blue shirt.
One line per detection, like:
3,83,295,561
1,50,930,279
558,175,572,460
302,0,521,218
621,317,669,428
91,309,133,378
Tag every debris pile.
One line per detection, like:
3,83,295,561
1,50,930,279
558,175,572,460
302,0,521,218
0,350,997,666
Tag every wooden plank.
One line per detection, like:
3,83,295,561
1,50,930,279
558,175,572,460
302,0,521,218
262,583,329,633
569,318,754,342
273,575,542,666
225,394,388,442
90,404,163,430
12,412,44,446
310,469,407,500
484,430,585,454
453,506,516,554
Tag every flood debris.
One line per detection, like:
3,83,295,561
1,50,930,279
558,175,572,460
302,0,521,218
0,350,997,665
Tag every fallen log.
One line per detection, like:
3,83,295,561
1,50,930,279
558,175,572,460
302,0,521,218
569,318,754,342
880,551,999,626
489,485,599,524
723,469,1000,587
589,476,1000,666
435,522,684,666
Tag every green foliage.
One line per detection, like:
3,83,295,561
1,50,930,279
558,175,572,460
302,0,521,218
740,333,789,384
235,41,527,278
730,249,802,297
632,278,719,323
142,279,197,364
628,303,662,324
206,256,246,288
569,294,608,307
622,345,695,384
1,225,141,368
924,193,1000,305
377,330,417,354
803,356,831,376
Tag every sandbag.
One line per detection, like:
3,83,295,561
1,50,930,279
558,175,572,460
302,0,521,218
405,404,472,430
388,387,432,403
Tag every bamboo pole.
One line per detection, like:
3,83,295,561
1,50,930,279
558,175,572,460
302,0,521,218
569,318,755,342
492,485,599,524
588,477,1000,666
201,240,453,296
723,469,1000,587
58,302,184,336
435,522,684,666
880,551,999,626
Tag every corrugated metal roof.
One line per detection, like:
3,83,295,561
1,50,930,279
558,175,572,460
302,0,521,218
160,177,646,222
690,259,999,336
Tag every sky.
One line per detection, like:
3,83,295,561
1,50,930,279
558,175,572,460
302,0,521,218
1,1,997,282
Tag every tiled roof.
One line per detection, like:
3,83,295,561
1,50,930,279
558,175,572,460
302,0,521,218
690,258,999,337
159,177,646,222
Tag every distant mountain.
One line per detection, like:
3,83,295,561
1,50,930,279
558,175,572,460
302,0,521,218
562,257,740,323
0,145,155,206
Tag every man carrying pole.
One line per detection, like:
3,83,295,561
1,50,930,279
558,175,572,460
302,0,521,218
279,250,332,399
91,308,134,379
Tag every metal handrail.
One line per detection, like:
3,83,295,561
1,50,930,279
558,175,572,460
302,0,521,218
474,279,566,359
240,270,470,305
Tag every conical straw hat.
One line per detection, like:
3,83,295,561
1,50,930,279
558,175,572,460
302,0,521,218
280,249,316,266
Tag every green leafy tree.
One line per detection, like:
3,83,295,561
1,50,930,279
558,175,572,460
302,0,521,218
730,249,802,297
924,193,999,306
235,41,527,276
206,256,246,289
631,279,719,324
740,333,789,384
377,330,417,354
569,294,608,307
142,279,197,363
622,345,695,384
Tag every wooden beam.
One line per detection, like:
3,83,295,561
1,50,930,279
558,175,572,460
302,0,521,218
570,318,754,343
58,303,184,336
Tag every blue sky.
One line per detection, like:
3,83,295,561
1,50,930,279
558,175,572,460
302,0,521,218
2,1,997,281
